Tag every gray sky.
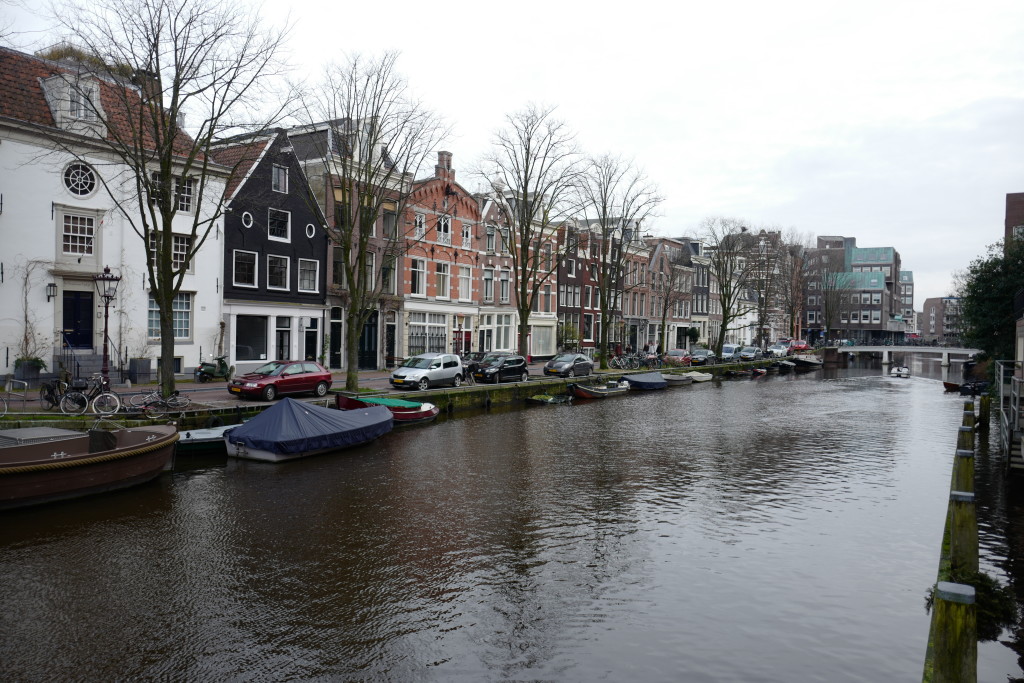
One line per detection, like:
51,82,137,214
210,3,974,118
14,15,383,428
8,0,1024,306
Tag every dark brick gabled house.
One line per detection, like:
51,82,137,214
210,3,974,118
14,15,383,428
212,130,328,369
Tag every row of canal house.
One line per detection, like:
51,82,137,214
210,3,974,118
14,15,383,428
0,44,749,381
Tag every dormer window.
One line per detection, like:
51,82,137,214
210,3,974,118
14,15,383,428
69,83,97,120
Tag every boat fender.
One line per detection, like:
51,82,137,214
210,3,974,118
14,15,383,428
205,415,224,429
445,401,454,414
484,395,492,409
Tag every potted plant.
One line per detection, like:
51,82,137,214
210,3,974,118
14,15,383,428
14,356,46,383
127,333,155,384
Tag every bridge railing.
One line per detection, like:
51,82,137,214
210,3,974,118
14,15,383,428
996,360,1022,456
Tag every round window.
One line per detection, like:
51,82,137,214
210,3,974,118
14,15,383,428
63,162,97,196
305,223,316,238
241,212,253,228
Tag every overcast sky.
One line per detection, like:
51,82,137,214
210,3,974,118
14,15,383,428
7,0,1024,306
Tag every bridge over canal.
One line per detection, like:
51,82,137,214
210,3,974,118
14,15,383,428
837,346,980,367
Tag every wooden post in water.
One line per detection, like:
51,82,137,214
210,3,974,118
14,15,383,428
953,450,975,493
931,582,977,683
978,396,990,434
949,491,979,575
956,425,974,452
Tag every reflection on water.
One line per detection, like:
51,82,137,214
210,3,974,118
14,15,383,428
1,355,1020,681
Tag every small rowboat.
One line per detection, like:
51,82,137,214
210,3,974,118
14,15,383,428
662,374,694,386
623,372,668,390
568,380,629,399
682,371,713,383
943,381,961,392
526,394,572,405
336,394,440,426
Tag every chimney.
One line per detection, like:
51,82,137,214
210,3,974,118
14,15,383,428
435,151,454,182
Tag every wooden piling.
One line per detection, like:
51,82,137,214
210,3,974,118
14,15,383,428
978,396,990,433
953,450,974,493
949,491,978,575
956,426,974,452
931,582,977,683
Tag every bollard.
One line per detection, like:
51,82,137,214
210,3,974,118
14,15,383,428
956,425,974,452
953,450,975,493
932,582,977,683
949,491,979,575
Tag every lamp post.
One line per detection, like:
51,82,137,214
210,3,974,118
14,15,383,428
93,266,122,384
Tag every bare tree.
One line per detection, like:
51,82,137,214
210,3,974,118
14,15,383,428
775,229,812,340
699,216,759,355
746,228,786,348
478,105,583,355
812,253,855,343
44,0,290,392
293,52,448,391
648,238,691,356
575,154,662,368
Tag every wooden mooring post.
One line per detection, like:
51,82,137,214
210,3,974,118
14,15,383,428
923,400,979,682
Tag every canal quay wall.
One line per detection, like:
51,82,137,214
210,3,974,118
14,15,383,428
922,399,980,683
0,360,778,431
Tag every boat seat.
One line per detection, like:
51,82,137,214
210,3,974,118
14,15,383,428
88,429,117,454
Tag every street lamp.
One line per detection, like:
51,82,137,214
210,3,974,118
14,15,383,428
93,266,122,384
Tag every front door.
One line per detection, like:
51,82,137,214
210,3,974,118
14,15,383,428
304,330,318,361
63,291,94,349
385,323,396,367
358,311,378,370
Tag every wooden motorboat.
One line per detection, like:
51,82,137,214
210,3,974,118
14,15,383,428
568,380,630,399
623,372,669,390
943,381,961,392
336,394,440,426
662,373,694,386
0,424,178,510
225,398,393,462
526,393,573,405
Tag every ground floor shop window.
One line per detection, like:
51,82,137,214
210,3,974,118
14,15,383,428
236,315,268,360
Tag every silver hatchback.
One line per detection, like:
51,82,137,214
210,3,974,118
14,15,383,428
390,353,464,391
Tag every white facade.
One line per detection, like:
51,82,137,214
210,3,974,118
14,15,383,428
0,128,225,378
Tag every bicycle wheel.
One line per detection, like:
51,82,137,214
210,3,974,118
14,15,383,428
91,392,122,415
0,397,7,418
143,400,169,418
60,392,89,415
39,383,57,410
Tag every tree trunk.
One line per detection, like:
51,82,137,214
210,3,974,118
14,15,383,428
345,308,361,392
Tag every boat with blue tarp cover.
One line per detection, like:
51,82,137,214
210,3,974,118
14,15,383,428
224,398,393,462
623,372,669,390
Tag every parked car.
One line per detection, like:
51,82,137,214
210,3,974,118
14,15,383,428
766,343,790,358
720,344,741,362
228,360,332,401
390,353,464,391
739,346,763,361
690,348,717,366
544,353,594,378
474,354,530,384
663,348,691,366
788,339,810,353
460,351,488,376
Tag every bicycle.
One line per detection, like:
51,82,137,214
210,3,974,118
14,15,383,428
39,380,70,411
60,375,122,415
129,387,191,417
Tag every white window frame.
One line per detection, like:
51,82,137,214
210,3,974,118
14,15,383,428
272,164,288,193
410,258,426,297
268,208,291,242
233,250,258,288
298,258,319,293
499,269,510,303
267,254,290,290
414,214,426,239
436,262,450,300
149,232,194,273
148,292,193,341
459,266,472,301
483,267,494,303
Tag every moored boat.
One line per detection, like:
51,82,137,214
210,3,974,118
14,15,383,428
0,424,178,510
682,371,713,383
791,354,823,369
623,372,669,390
177,424,234,455
224,398,393,462
943,381,961,392
959,380,990,396
336,394,440,426
568,380,629,399
662,373,694,386
526,393,573,405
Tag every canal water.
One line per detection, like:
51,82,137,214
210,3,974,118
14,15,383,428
2,357,1022,682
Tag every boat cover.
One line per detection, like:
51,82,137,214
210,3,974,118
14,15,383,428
623,372,669,389
225,398,393,455
356,396,424,408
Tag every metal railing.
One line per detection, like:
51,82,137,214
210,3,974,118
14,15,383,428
996,360,1022,456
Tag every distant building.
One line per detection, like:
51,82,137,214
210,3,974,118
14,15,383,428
921,297,961,344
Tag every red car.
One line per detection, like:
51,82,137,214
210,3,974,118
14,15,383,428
788,339,810,352
228,360,333,401
663,349,692,366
